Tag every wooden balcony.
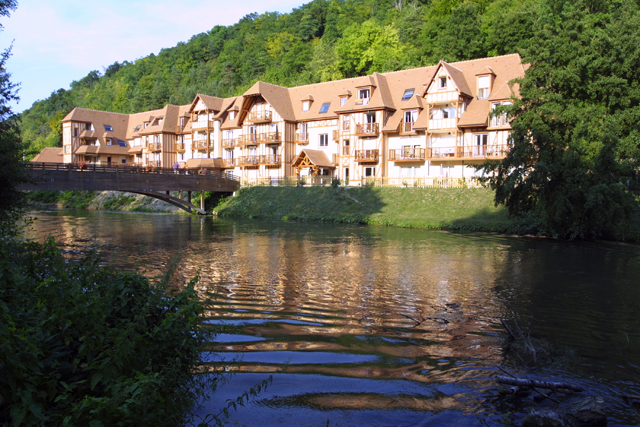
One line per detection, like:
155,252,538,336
147,160,161,168
222,138,236,148
175,142,185,153
426,91,459,104
342,122,351,132
260,132,281,143
400,121,417,134
148,142,162,152
236,155,260,167
457,145,508,159
489,114,509,128
260,154,281,166
193,140,210,151
354,123,379,136
238,134,259,146
428,118,457,130
425,145,508,160
332,153,339,165
295,132,309,144
191,120,215,130
333,130,339,141
389,148,425,162
222,158,236,168
247,110,272,123
354,149,379,162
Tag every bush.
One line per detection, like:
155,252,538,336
0,237,211,426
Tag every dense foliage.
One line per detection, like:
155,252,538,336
0,237,211,426
481,0,640,239
20,0,536,157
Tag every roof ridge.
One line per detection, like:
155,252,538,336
447,53,522,67
70,107,130,116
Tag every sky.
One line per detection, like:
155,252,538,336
1,0,306,113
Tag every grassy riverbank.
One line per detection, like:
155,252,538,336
25,190,183,213
216,186,515,232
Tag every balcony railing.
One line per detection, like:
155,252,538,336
147,160,161,168
389,148,425,161
354,149,379,162
490,114,509,127
425,145,508,159
175,142,185,152
222,138,236,148
260,154,281,166
342,121,351,131
456,145,508,159
236,155,260,167
295,132,309,144
354,123,379,136
193,140,210,150
247,110,272,123
222,158,235,168
239,134,259,146
342,146,350,155
260,132,281,143
428,118,457,130
332,153,339,165
148,142,162,152
191,120,215,130
333,130,339,141
401,121,417,134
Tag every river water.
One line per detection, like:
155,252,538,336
25,209,640,426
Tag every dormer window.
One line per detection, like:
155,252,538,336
106,138,112,146
340,96,347,106
438,77,447,89
144,122,149,128
229,111,236,120
358,88,370,100
152,118,162,126
478,75,491,99
104,124,113,131
85,123,92,130
319,102,330,114
402,88,414,101
302,101,310,112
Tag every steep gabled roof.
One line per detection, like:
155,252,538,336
190,93,224,112
31,147,63,163
243,81,295,121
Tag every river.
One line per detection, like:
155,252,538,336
25,209,640,426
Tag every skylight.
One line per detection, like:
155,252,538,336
319,102,331,114
104,124,113,131
134,125,141,132
118,140,127,147
402,88,415,101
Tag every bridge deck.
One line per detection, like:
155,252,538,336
19,163,241,214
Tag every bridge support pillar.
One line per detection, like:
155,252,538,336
188,191,192,204
166,191,170,196
200,190,205,210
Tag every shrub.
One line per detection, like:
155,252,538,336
0,237,211,426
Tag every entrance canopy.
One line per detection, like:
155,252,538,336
292,149,335,174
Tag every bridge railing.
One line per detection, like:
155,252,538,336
25,162,240,182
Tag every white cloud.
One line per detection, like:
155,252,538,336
1,0,305,112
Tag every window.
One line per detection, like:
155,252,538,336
85,123,92,130
319,102,330,114
134,125,141,132
152,118,162,126
104,125,113,131
404,110,417,123
442,107,456,119
438,76,447,89
300,122,307,133
319,134,329,147
340,96,347,106
358,88,370,100
107,156,112,163
365,166,375,177
302,101,310,112
154,135,160,143
180,117,184,127
342,115,350,130
401,88,415,101
344,167,349,180
478,75,491,99
144,122,149,128
118,140,127,147
474,134,488,146
229,111,235,120
73,128,78,137
121,158,127,164
365,112,376,123
343,139,350,155
106,138,112,146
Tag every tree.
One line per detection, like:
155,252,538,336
482,0,640,239
0,0,27,230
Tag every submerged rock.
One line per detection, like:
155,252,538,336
522,409,564,427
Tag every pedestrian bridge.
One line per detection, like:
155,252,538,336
19,162,241,214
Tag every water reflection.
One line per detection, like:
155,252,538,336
25,210,640,426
